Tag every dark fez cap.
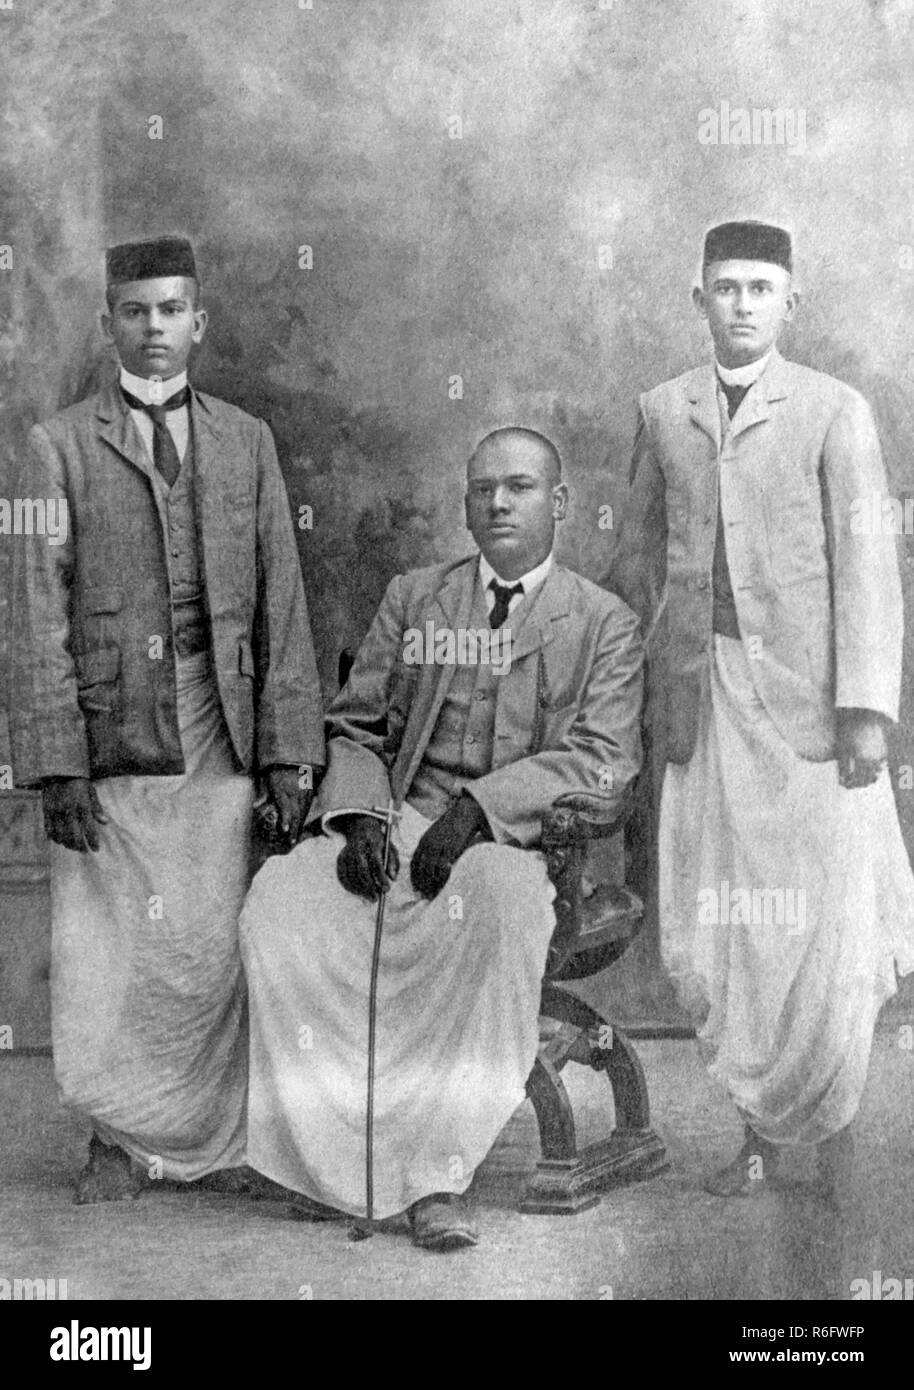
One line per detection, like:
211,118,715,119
703,221,792,272
106,235,197,284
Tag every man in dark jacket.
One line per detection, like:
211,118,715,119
10,235,325,1201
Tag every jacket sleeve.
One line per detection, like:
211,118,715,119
308,573,407,825
9,424,90,784
822,391,903,721
251,420,326,771
466,601,645,848
601,407,668,641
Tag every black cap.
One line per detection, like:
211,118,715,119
106,236,197,284
703,221,792,273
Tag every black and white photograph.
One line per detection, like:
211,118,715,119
1,0,913,1338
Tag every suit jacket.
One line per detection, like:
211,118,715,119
10,378,325,782
604,350,903,764
311,555,644,847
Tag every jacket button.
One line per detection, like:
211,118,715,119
474,690,486,701
697,576,709,590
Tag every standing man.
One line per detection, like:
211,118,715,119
11,236,324,1201
240,427,644,1249
605,221,914,1197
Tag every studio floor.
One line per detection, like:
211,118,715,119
2,1028,912,1302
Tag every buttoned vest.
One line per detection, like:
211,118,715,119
408,581,506,820
149,425,210,657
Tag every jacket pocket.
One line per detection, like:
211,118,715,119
79,588,125,653
84,588,124,614
74,646,121,713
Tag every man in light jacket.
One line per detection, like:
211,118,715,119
240,426,644,1249
605,220,914,1198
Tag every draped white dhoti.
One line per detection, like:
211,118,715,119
239,802,556,1218
50,651,254,1180
660,635,914,1145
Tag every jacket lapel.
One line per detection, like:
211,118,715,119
491,566,572,766
187,391,224,593
95,379,155,479
728,348,790,441
188,389,223,533
686,365,722,454
395,559,478,797
503,564,569,665
394,559,575,800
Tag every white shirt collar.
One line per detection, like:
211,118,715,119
478,551,553,597
119,365,188,406
716,350,773,389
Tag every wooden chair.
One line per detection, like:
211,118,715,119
522,790,668,1213
252,648,668,1215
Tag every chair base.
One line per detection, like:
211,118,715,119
520,1127,669,1215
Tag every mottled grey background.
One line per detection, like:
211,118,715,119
1,0,913,1028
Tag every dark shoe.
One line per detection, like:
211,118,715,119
408,1192,479,1251
74,1133,148,1205
703,1127,780,1197
192,1166,262,1196
286,1190,349,1223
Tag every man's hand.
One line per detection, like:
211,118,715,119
264,765,313,848
336,814,400,902
837,708,888,789
410,794,490,901
42,777,108,852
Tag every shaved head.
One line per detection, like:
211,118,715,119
468,427,562,486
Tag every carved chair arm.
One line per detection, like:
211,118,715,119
542,791,633,974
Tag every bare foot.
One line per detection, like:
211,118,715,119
74,1133,148,1204
704,1128,781,1196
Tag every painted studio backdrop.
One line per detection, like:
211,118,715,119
1,0,913,1041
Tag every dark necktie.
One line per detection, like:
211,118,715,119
488,578,523,630
718,377,750,420
121,385,190,487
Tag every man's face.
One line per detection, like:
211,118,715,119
464,433,567,580
692,259,797,368
101,277,206,379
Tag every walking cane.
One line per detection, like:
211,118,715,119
349,799,401,1243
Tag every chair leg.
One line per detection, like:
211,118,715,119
520,986,669,1214
525,1049,578,1160
521,1046,602,1215
540,984,654,1129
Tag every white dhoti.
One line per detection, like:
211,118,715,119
50,651,254,1180
239,802,556,1218
660,635,914,1145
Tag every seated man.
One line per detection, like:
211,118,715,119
240,426,644,1250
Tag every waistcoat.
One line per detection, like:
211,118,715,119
149,425,210,657
408,581,505,820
